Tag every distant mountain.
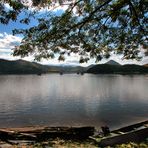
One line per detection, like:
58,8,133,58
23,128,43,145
0,59,49,74
0,59,87,74
3,59,147,75
105,60,120,65
87,64,148,74
46,65,86,73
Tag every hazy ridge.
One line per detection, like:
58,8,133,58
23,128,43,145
0,59,148,74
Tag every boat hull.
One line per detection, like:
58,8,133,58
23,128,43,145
99,127,148,147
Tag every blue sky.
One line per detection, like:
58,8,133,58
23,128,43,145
0,5,147,65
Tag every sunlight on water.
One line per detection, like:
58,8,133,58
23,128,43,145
0,74,148,129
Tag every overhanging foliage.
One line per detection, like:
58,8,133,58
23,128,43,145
0,0,147,62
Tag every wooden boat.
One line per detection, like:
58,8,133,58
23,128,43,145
97,120,148,147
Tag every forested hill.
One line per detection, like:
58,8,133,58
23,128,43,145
0,59,86,74
1,59,148,75
87,64,148,74
0,59,49,74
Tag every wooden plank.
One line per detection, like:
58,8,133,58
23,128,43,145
0,126,95,141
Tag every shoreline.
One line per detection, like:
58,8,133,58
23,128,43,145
0,120,148,147
0,119,147,131
0,126,96,147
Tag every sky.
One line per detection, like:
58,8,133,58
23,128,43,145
0,4,147,66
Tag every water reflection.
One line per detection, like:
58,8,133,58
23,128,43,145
0,74,147,129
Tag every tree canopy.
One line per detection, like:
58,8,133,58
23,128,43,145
0,0,147,63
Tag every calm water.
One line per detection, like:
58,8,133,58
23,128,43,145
0,74,148,130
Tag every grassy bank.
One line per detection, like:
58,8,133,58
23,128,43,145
0,139,148,148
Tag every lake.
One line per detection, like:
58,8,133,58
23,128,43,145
0,74,148,130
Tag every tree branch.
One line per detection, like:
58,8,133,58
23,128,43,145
70,0,112,30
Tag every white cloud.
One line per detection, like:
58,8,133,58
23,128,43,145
0,33,147,65
0,48,12,53
0,33,22,49
0,33,4,38
0,33,22,60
